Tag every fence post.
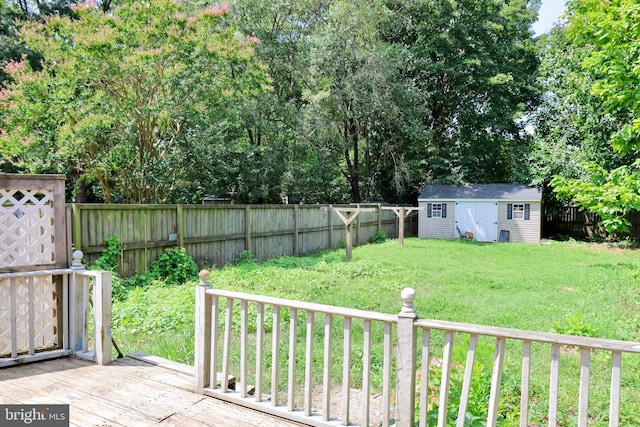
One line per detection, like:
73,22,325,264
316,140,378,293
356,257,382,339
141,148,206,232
69,250,85,353
195,269,212,393
93,269,112,365
396,287,418,427
245,206,252,255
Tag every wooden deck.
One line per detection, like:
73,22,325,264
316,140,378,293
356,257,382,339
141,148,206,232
0,353,305,427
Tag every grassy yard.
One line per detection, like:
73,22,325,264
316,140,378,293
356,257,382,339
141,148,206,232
111,238,640,425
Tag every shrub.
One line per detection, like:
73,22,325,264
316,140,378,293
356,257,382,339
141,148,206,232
149,247,199,286
236,250,256,265
369,230,387,244
94,235,123,272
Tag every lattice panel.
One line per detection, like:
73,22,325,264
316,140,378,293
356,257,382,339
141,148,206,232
0,276,59,357
0,188,56,268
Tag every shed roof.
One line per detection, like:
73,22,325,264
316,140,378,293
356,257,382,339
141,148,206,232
418,184,542,201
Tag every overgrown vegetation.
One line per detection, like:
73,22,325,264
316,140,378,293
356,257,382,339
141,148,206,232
148,247,199,286
110,238,640,424
93,235,198,301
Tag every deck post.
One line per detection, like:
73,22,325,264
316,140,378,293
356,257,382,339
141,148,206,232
69,250,85,354
195,270,212,393
93,270,113,365
396,287,418,427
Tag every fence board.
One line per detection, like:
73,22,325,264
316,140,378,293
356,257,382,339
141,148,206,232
69,203,417,277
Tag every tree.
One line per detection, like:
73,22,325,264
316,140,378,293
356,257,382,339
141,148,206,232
1,0,269,202
528,25,636,215
398,0,540,192
547,0,640,233
234,0,541,204
301,0,404,202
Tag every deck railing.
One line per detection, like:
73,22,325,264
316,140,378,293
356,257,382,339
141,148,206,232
0,250,112,367
194,271,640,426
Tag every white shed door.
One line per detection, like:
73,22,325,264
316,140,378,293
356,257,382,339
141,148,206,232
455,202,498,242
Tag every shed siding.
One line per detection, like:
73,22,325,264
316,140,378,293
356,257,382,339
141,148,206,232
497,202,542,243
418,201,456,239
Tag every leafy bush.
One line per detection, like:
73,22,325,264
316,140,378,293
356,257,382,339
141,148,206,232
149,247,199,286
94,235,123,272
369,230,387,244
553,313,596,337
236,250,256,265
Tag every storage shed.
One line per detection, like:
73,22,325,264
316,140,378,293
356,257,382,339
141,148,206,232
418,184,543,243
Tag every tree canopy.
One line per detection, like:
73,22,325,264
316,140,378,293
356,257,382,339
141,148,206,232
8,0,620,212
1,0,269,202
536,0,640,232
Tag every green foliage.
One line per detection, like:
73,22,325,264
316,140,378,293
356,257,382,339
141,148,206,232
551,160,640,233
236,250,257,265
338,237,346,249
112,239,640,422
92,234,152,301
541,2,640,233
1,0,269,202
149,247,198,286
94,235,123,272
415,336,521,426
553,313,595,337
368,230,387,244
567,0,640,154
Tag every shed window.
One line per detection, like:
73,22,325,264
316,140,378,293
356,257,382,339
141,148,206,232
427,203,447,218
507,203,530,220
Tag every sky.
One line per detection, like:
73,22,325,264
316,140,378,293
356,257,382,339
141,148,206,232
532,0,568,36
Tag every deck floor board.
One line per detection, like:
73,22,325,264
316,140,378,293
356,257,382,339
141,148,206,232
0,356,305,427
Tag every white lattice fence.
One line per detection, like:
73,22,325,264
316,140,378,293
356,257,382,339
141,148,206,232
0,276,59,357
0,174,67,272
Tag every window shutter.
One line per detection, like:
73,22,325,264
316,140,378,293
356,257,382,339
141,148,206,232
427,203,432,218
507,204,513,220
524,204,530,220
442,203,447,218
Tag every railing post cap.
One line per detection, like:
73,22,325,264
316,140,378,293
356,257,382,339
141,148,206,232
71,250,84,269
400,287,417,316
198,269,211,285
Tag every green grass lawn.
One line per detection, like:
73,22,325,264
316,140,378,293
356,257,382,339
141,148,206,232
111,238,640,425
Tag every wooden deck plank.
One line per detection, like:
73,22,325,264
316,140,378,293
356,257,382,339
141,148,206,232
0,355,304,427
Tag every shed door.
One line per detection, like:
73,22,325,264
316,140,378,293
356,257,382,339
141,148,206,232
455,202,498,242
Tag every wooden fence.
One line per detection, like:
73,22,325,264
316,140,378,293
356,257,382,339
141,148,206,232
544,207,640,240
68,204,418,277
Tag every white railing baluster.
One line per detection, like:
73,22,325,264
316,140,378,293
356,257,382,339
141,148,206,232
1,264,112,367
240,299,248,397
520,340,531,427
271,305,281,406
487,337,506,427
287,308,298,412
382,321,392,427
610,351,621,427
221,298,233,393
362,319,372,427
437,330,454,427
255,302,265,401
82,275,89,353
27,276,35,355
210,295,219,389
304,311,314,416
578,348,590,426
419,329,431,427
549,343,560,426
341,317,352,426
457,334,478,427
62,274,69,351
192,286,640,427
322,314,333,421
10,278,17,358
